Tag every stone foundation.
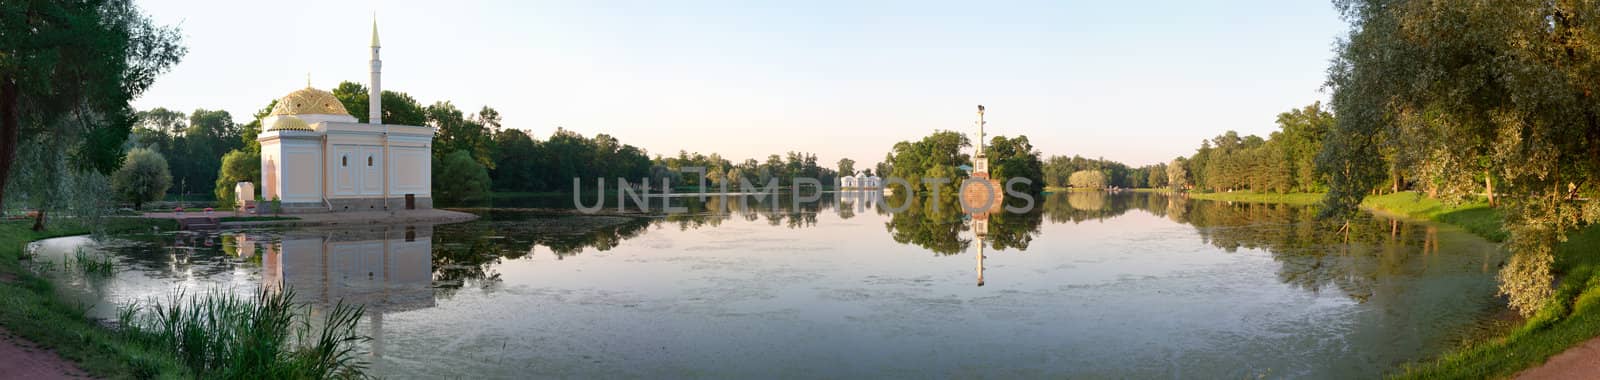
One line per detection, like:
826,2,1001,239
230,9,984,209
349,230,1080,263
261,197,433,214
328,197,433,212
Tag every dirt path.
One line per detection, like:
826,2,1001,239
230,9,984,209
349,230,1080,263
0,328,89,379
1515,336,1600,380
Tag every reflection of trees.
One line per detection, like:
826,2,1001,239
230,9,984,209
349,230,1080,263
1032,191,1487,303
430,213,655,291
1042,191,1138,223
879,194,1047,255
883,194,969,255
1158,198,1454,302
986,197,1043,251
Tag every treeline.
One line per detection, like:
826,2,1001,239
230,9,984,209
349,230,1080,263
880,131,1045,194
129,81,872,207
1041,155,1169,190
651,151,842,190
126,108,254,198
1165,102,1332,194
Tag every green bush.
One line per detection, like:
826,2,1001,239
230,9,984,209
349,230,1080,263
110,148,173,209
434,149,491,204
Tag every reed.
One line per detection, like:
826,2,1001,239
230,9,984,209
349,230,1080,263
117,288,372,379
69,247,116,276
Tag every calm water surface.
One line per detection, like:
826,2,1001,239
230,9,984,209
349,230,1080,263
29,192,1509,379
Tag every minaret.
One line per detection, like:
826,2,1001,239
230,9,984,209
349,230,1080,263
369,18,383,125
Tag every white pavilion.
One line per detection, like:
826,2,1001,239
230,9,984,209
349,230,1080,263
255,21,435,213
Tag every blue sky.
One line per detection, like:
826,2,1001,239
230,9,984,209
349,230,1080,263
132,0,1347,167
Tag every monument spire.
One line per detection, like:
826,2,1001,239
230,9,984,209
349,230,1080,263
973,105,988,178
369,15,382,125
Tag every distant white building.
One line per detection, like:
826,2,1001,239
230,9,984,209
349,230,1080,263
840,174,881,189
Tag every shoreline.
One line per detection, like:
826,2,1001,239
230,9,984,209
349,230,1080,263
139,208,480,228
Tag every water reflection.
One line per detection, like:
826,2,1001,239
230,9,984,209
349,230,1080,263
253,226,435,312
29,190,1510,378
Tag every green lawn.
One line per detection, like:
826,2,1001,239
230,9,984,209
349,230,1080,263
1361,192,1507,242
0,218,190,379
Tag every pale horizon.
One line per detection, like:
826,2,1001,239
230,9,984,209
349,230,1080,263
131,0,1343,168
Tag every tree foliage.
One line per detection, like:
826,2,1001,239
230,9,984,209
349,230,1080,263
111,148,171,209
836,158,856,177
1068,170,1107,189
0,0,186,209
1173,103,1332,195
1167,158,1189,191
213,149,259,207
985,135,1046,193
1322,0,1600,316
885,131,970,194
433,150,490,203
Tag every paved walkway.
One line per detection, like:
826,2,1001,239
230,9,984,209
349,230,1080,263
0,328,87,380
142,208,478,228
1516,336,1600,380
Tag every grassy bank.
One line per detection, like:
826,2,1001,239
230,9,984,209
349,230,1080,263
0,218,190,378
1179,190,1599,378
1361,192,1507,242
2,217,374,379
1194,190,1592,378
1370,193,1600,379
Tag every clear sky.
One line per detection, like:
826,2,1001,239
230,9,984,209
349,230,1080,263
131,0,1347,168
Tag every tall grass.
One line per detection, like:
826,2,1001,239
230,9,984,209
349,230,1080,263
117,289,372,379
69,247,116,276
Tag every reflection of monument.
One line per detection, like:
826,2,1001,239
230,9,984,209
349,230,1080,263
968,105,995,287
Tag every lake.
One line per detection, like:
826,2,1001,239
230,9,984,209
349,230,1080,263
28,191,1509,378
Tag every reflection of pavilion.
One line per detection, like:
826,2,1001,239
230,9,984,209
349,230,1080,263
245,225,436,366
255,226,435,312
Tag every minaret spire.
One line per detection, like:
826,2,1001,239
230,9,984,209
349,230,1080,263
369,15,383,125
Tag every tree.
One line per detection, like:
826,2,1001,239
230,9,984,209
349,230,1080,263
332,81,370,122
886,130,971,194
111,148,171,209
837,158,856,177
489,129,540,191
213,149,259,207
381,91,427,126
0,0,186,208
986,135,1045,193
433,150,490,204
1068,170,1107,189
1167,158,1189,192
1147,163,1168,189
428,101,496,169
1276,102,1333,192
1323,0,1600,316
168,108,241,196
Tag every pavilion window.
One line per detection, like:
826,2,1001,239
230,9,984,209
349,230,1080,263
342,155,348,167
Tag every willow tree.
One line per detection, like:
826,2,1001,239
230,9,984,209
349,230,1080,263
1321,0,1600,316
0,0,185,211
